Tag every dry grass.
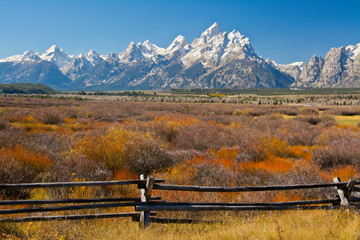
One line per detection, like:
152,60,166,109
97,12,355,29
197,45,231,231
335,115,360,127
2,210,360,240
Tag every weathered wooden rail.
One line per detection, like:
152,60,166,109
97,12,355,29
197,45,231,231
0,176,359,228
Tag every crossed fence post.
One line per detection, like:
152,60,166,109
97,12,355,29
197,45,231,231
139,174,155,228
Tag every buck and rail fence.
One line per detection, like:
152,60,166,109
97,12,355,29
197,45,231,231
0,174,360,228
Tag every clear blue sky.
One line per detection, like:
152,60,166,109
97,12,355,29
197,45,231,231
0,0,359,64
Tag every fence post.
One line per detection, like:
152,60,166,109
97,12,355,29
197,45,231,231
333,177,351,206
345,178,356,200
139,174,154,228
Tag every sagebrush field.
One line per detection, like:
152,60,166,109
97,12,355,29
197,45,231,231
1,94,360,239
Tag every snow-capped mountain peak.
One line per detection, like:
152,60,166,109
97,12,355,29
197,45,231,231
182,23,258,67
85,49,102,65
228,30,250,47
40,45,72,68
44,45,60,54
0,50,41,63
166,35,189,51
119,42,145,62
22,50,41,61
200,22,221,41
136,40,165,58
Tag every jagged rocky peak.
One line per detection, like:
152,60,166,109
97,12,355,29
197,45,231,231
315,46,349,87
167,35,189,51
309,54,323,65
220,29,256,64
227,30,250,47
163,35,191,60
200,22,221,41
136,40,165,58
106,52,119,61
41,45,72,68
182,22,259,67
119,41,145,62
84,49,103,65
61,49,104,80
43,45,60,54
99,52,119,67
293,55,324,87
22,50,41,61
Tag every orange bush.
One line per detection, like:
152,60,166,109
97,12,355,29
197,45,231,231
262,137,291,158
209,147,238,161
0,146,53,198
1,145,52,171
77,126,173,174
319,165,359,182
287,145,313,161
271,191,303,202
239,155,293,174
113,169,139,180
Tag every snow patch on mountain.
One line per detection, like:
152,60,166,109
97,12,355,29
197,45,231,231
136,40,165,58
0,50,41,63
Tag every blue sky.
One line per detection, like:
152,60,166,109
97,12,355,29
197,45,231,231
0,0,359,64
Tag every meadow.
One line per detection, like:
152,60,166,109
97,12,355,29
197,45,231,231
1,94,360,239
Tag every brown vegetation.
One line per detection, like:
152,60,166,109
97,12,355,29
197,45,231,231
0,95,360,237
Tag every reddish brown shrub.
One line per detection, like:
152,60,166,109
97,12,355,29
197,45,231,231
299,107,319,116
0,146,52,199
313,138,360,169
37,108,64,124
0,117,9,130
174,123,237,151
295,115,335,125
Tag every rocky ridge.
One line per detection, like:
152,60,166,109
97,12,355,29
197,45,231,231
0,23,359,90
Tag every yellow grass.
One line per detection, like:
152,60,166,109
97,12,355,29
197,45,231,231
3,210,360,240
335,115,360,127
282,115,296,120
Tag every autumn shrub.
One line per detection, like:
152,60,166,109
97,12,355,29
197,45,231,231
312,138,360,169
330,107,360,116
277,107,299,116
148,115,198,142
0,130,70,160
2,108,33,123
47,153,111,183
299,107,319,116
77,126,174,174
248,108,267,116
45,152,112,198
295,115,335,125
0,117,9,130
320,165,359,182
0,146,53,199
315,127,360,145
37,107,64,124
174,122,237,151
193,164,235,186
128,143,174,174
275,120,323,146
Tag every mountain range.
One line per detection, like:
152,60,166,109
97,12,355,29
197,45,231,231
0,23,359,90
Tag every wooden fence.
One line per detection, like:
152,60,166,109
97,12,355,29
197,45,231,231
0,175,359,228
